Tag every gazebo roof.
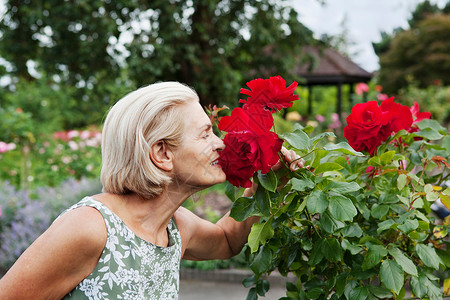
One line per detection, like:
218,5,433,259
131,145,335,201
295,46,373,85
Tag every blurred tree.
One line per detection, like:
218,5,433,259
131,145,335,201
408,0,441,28
0,0,313,122
373,0,445,57
374,1,450,93
377,14,450,93
125,0,313,107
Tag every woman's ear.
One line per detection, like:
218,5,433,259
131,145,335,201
149,140,174,172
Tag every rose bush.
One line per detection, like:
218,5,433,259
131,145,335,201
219,77,450,300
218,76,298,188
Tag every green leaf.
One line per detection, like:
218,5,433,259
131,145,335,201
257,169,277,192
323,142,363,156
397,219,419,233
248,219,274,253
414,128,443,140
349,286,369,300
254,187,270,217
325,181,361,194
367,285,394,298
344,280,358,300
424,184,433,194
380,150,396,165
368,155,382,167
371,204,390,219
256,279,270,296
362,244,388,270
341,239,362,255
397,174,408,190
291,177,315,192
320,211,345,233
415,244,441,270
377,219,396,234
314,162,343,174
322,238,342,262
417,118,446,132
306,287,323,299
225,182,237,201
309,132,336,148
437,248,450,268
426,191,439,202
341,223,363,237
306,190,328,214
442,135,450,154
380,260,404,294
280,129,310,150
242,275,257,288
246,287,258,300
388,247,418,277
309,240,325,265
250,246,272,275
230,197,255,221
410,273,428,299
328,195,357,221
335,273,348,296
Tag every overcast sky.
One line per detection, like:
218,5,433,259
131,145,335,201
291,0,448,72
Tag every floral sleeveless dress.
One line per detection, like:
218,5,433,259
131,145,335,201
60,197,182,300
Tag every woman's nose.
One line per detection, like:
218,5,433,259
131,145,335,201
213,135,225,151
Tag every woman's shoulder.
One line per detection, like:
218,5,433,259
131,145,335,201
53,203,108,248
0,201,108,299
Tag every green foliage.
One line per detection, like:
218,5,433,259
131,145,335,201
377,13,450,93
0,0,314,114
0,129,102,189
398,81,450,126
229,120,449,299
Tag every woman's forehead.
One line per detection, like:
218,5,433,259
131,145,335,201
181,101,211,130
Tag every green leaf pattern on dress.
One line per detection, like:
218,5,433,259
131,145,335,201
61,197,182,300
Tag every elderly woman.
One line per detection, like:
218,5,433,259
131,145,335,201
0,82,303,299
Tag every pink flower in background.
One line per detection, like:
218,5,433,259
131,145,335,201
355,83,369,95
80,130,91,140
377,93,389,101
67,130,79,139
315,114,325,123
53,131,70,141
328,113,342,130
0,142,17,153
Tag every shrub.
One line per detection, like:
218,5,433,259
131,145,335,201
227,108,449,299
0,178,102,269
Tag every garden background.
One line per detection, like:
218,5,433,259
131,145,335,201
0,0,449,298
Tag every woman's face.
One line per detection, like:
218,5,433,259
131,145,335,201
171,101,226,190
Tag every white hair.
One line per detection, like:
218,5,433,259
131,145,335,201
100,81,199,198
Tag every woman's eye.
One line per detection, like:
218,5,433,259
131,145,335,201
203,134,210,139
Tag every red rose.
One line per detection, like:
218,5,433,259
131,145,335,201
344,98,414,155
408,101,431,133
379,97,413,132
344,101,391,155
218,106,283,187
239,76,299,112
